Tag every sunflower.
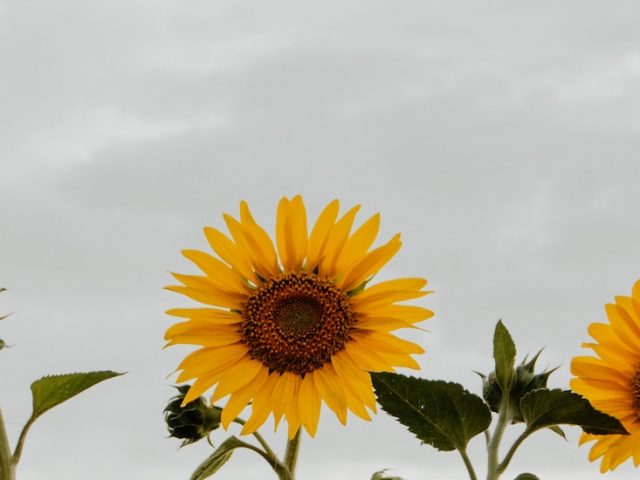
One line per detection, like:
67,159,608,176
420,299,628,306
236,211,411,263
165,195,433,439
571,279,640,472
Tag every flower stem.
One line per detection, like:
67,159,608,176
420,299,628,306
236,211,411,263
0,408,15,480
283,430,301,480
497,428,531,475
486,393,511,480
458,447,478,480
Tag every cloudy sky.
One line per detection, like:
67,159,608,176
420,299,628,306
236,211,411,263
1,1,640,479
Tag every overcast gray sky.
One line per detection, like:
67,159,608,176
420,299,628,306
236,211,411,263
1,1,640,479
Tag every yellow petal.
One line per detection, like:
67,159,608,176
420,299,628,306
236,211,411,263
335,213,380,275
165,308,243,324
357,278,428,300
272,372,299,428
344,342,394,372
353,289,430,310
367,305,434,322
181,249,248,294
298,374,322,437
221,367,269,429
319,205,361,278
182,373,218,405
239,201,280,277
211,356,264,402
164,320,241,347
283,195,308,271
242,372,280,435
339,234,402,291
276,197,291,270
312,366,347,424
307,199,339,271
176,343,248,381
168,273,245,308
178,343,248,376
351,331,425,355
204,227,258,284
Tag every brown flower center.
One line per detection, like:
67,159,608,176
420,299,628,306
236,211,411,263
633,366,640,416
242,272,355,375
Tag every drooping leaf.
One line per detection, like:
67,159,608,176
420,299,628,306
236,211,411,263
513,474,540,480
520,389,627,435
370,469,404,480
31,371,124,419
190,436,245,480
372,372,491,452
493,320,516,394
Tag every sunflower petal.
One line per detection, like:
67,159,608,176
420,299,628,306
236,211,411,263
307,199,339,271
339,234,402,291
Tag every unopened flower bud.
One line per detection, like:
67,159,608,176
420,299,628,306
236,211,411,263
479,350,557,422
164,385,221,446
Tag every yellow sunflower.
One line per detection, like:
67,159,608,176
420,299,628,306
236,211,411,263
165,195,433,439
571,279,640,472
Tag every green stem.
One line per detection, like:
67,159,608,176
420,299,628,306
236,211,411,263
234,439,291,480
12,416,35,465
230,417,278,462
283,430,301,480
230,416,291,479
458,447,478,480
497,428,531,475
0,408,15,480
486,394,511,480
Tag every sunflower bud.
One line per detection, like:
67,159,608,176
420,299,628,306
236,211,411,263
479,350,557,422
164,385,221,446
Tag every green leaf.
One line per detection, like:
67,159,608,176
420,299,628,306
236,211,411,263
372,372,491,452
520,389,628,435
493,320,516,393
547,425,566,440
190,436,245,480
31,371,124,419
370,469,404,480
514,474,539,480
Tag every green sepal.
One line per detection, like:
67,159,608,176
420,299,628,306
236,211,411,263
190,436,245,480
513,474,540,480
493,320,516,394
30,371,124,419
520,389,628,435
371,372,491,452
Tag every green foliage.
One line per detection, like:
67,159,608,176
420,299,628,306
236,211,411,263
30,371,124,419
520,389,628,435
190,436,245,480
493,320,516,394
370,469,404,480
481,349,557,422
371,372,491,452
513,474,540,480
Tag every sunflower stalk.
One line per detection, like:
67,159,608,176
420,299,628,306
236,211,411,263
0,408,15,480
283,430,301,480
486,393,512,480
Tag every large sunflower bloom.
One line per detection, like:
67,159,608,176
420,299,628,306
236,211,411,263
571,279,640,472
165,196,433,439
